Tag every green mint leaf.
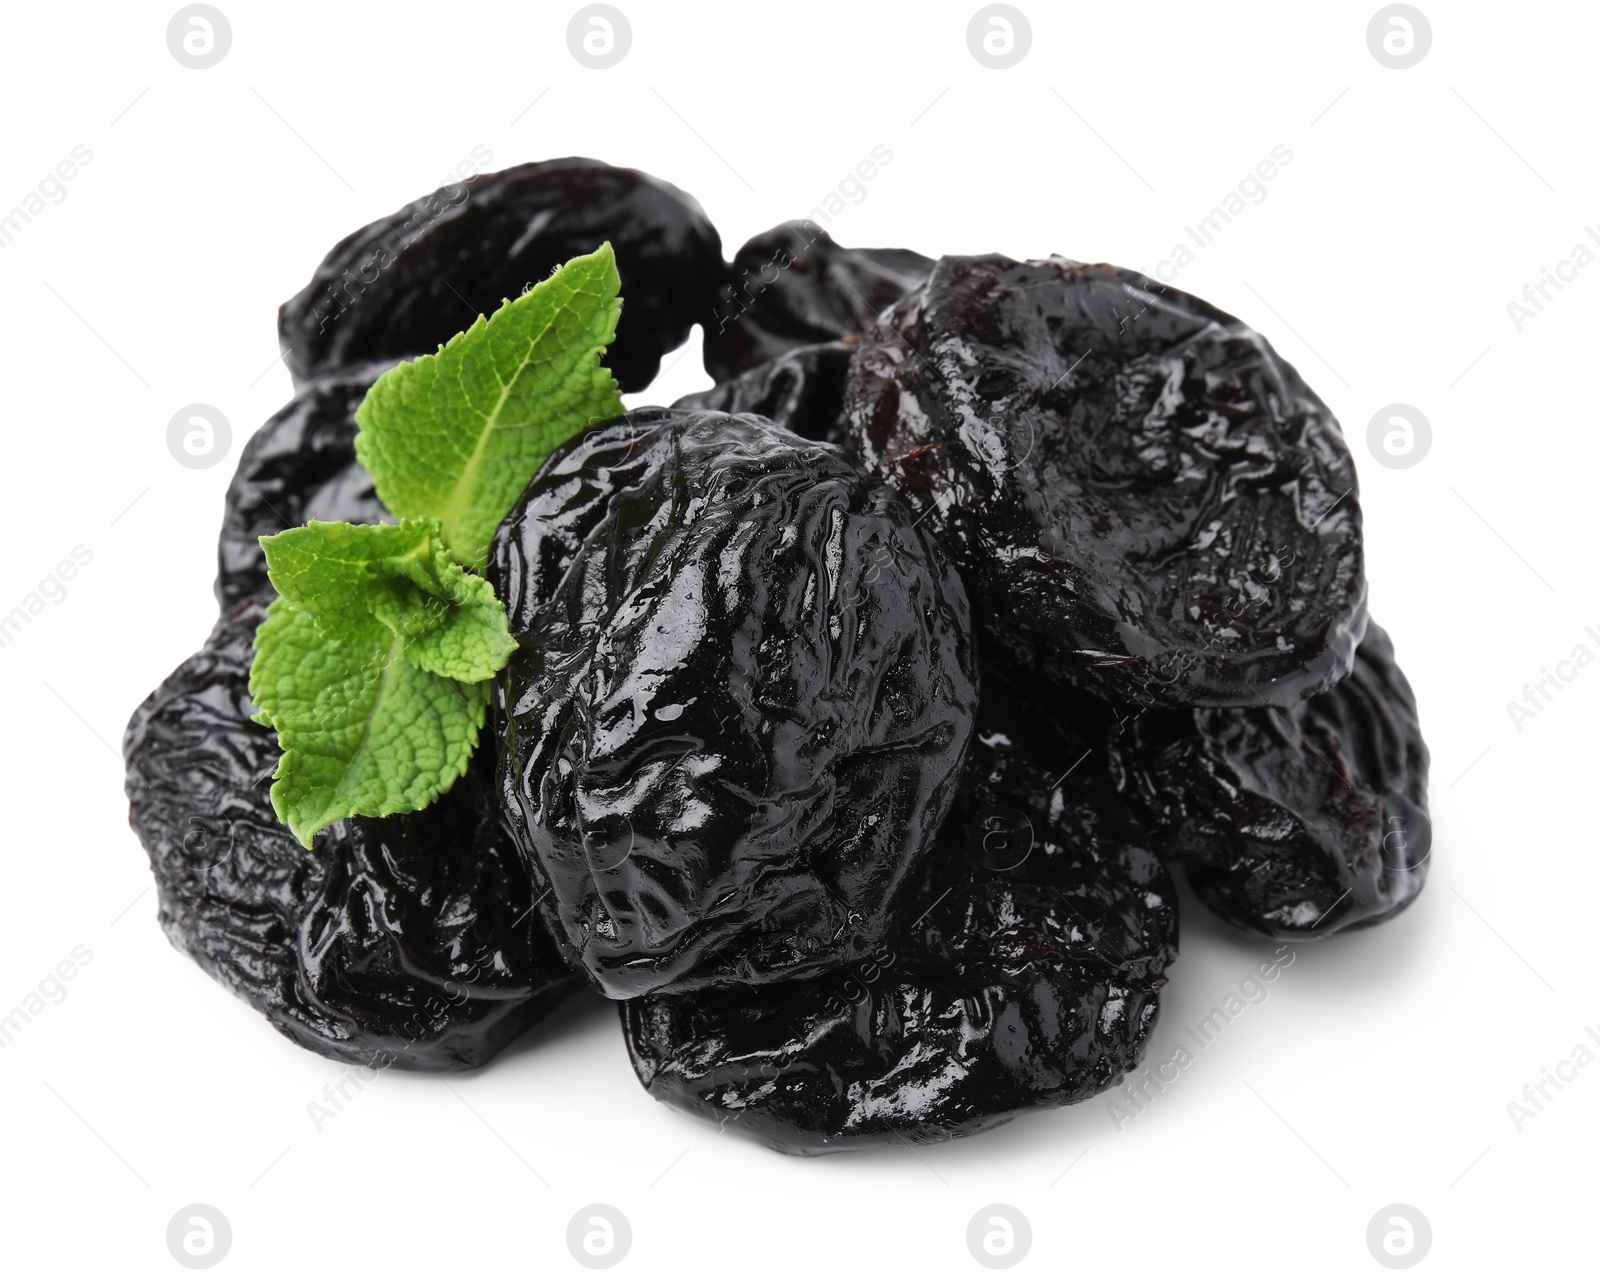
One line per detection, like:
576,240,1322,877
243,243,627,844
261,517,515,681
247,518,517,845
248,598,493,847
353,242,625,569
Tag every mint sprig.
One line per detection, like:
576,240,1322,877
248,244,626,845
355,243,624,569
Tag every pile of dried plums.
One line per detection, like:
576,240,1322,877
124,159,1430,1154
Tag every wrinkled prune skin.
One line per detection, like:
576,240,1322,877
675,340,852,447
846,254,1367,709
215,361,394,609
490,409,978,999
704,222,931,382
279,159,723,392
620,663,1179,1154
1122,624,1429,940
124,599,580,1070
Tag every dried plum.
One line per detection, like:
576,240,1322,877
279,158,723,392
123,599,580,1070
675,340,852,447
1123,623,1429,939
490,408,978,999
619,662,1179,1154
215,361,393,610
845,255,1367,708
704,222,930,382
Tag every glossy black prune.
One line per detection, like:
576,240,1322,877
846,255,1367,708
279,158,723,392
704,222,930,382
214,361,393,610
124,599,580,1070
490,409,978,999
674,340,853,447
1123,623,1429,939
620,663,1179,1154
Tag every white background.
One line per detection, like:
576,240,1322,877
0,1,1594,1271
